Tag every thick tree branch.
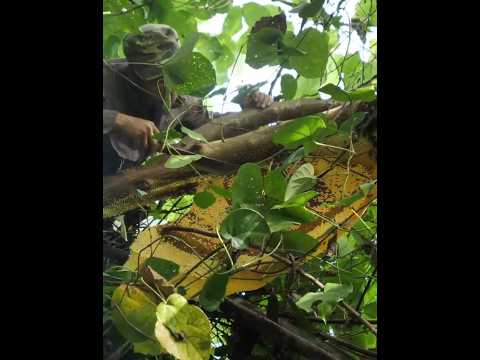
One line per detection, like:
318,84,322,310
183,98,339,147
221,298,343,360
103,100,372,213
190,123,281,165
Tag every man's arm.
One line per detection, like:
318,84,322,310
104,110,160,162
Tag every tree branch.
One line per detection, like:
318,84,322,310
183,98,339,147
221,298,343,360
271,253,378,336
103,100,371,214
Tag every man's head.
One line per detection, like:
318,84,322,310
123,24,180,81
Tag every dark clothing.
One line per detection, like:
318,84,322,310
103,59,210,176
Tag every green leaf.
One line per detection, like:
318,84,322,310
210,185,232,200
231,163,263,206
279,41,307,57
316,302,335,322
206,87,227,98
334,52,376,91
295,292,323,313
153,129,183,142
104,35,121,58
324,57,340,86
213,49,235,84
318,83,349,101
104,266,137,284
194,34,235,83
264,169,287,203
284,163,316,202
242,2,275,27
219,208,270,249
339,112,366,134
164,155,203,169
336,235,356,257
167,293,188,308
302,140,317,155
163,33,207,84
336,191,364,207
312,120,337,143
284,206,318,223
363,301,377,320
181,126,208,143
319,83,376,102
350,87,376,101
199,272,230,311
264,210,300,232
272,190,318,209
223,6,243,35
359,180,376,195
280,231,318,254
155,294,212,360
294,76,320,99
246,27,283,69
273,115,326,149
148,2,198,40
295,0,325,19
295,283,353,315
350,331,377,350
133,341,164,356
322,282,353,303
335,180,376,207
281,147,306,169
287,29,329,79
142,154,164,167
326,30,339,49
355,0,377,27
194,191,216,209
281,74,297,100
210,0,233,13
111,285,163,355
144,257,180,281
164,52,216,97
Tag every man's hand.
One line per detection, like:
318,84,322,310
242,91,274,110
110,113,160,162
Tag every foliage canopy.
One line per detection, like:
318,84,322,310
103,0,377,359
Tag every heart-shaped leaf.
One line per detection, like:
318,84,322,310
155,294,212,360
165,155,203,169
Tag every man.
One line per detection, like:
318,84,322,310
103,24,273,175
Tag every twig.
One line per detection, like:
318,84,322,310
174,246,223,287
161,225,217,238
309,326,377,358
271,253,378,336
280,314,377,325
356,268,377,311
268,67,283,96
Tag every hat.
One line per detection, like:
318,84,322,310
123,24,180,80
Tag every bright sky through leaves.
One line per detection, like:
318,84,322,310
199,0,377,112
